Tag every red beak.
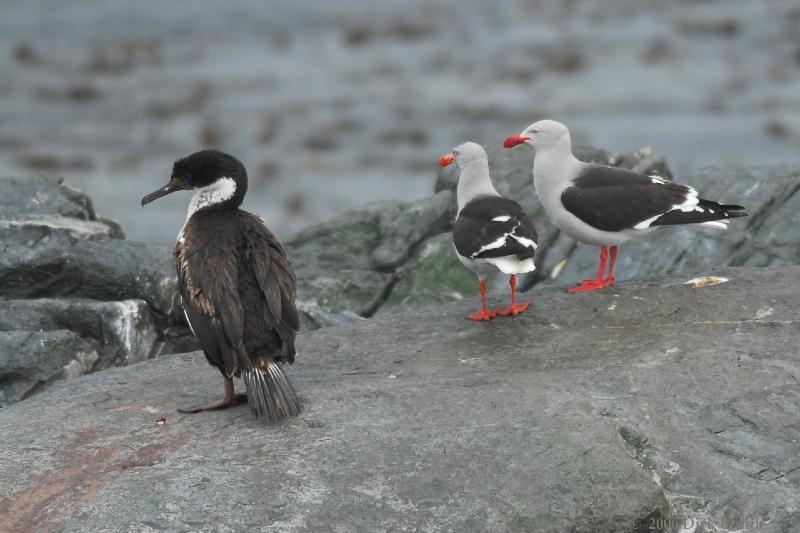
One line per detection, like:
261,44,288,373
438,154,455,167
503,135,528,149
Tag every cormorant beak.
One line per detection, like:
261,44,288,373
503,134,529,149
141,178,185,206
438,154,455,167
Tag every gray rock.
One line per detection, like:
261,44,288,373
370,190,452,271
0,330,98,404
3,161,798,409
0,238,181,324
0,298,159,368
0,176,195,402
381,232,491,313
0,175,95,220
300,269,394,317
288,192,454,318
0,175,121,241
1,266,797,531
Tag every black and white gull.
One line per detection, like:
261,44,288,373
439,142,538,319
504,120,747,292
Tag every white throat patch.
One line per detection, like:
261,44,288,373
186,177,237,219
178,176,237,244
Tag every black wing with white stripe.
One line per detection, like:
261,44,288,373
561,166,746,232
453,196,537,260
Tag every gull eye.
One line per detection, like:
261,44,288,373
531,129,540,135
453,150,459,156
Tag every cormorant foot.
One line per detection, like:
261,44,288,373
178,393,247,414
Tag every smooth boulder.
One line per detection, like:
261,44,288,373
1,267,797,532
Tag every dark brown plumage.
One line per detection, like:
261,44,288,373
142,150,301,422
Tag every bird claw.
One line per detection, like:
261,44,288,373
497,301,530,317
466,308,497,321
178,393,247,414
568,276,617,293
567,279,605,293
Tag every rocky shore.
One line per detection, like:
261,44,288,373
1,267,798,531
2,148,799,405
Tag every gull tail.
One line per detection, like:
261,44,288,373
243,361,302,423
652,199,747,229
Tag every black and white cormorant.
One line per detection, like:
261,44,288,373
439,142,538,320
142,150,301,422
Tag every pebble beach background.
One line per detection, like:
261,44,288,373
1,0,798,244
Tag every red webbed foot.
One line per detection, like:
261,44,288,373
497,301,530,316
567,279,606,293
601,275,616,288
466,308,497,321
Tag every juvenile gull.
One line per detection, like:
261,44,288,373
440,142,538,319
504,120,747,292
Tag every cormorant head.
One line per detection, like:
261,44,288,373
142,150,248,209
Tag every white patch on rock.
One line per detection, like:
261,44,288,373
115,300,140,357
754,306,774,319
550,258,568,279
62,350,100,379
664,460,682,477
684,276,729,288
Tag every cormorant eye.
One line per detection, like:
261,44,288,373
184,174,193,183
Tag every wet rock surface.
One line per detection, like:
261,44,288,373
1,267,797,532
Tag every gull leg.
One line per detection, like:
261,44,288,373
497,274,530,316
568,247,608,293
466,278,497,321
602,246,619,287
178,375,247,414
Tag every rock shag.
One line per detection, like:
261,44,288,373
142,150,301,422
